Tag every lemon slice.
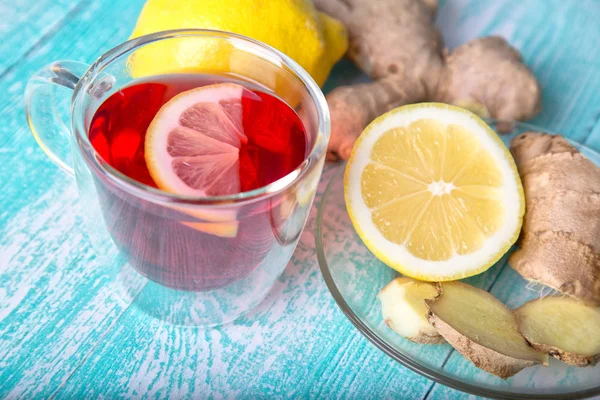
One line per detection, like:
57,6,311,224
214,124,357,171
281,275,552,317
145,83,253,237
344,103,524,281
145,83,250,197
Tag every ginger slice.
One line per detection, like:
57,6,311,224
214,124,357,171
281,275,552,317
377,278,444,344
426,281,548,379
510,132,600,306
515,297,600,366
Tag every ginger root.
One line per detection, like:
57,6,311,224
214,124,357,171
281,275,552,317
515,296,600,367
377,277,444,344
426,281,548,379
510,132,600,306
314,0,541,160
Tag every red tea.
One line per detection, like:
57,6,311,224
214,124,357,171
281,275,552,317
88,75,309,291
89,75,307,192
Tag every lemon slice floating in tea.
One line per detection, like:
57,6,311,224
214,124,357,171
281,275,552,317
145,83,250,197
145,83,254,237
344,103,525,281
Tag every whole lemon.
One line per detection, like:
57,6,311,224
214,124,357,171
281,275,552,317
128,0,348,87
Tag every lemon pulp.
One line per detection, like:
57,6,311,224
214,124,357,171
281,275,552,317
364,119,505,261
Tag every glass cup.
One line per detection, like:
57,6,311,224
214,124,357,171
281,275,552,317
25,30,330,326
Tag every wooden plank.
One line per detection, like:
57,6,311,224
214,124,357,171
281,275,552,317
0,0,85,76
585,122,600,152
0,0,147,397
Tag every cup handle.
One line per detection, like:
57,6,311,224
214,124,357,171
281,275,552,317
25,60,90,177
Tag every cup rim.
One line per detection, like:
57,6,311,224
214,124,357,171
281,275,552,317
72,29,330,206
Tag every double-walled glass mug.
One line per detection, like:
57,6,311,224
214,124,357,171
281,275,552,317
25,30,330,326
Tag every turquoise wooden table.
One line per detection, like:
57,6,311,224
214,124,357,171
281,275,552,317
2,0,600,398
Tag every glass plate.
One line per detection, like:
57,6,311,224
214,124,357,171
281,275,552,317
315,121,600,399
